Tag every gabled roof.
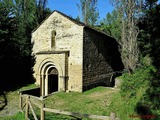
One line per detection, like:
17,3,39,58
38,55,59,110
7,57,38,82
32,10,114,38
32,10,85,33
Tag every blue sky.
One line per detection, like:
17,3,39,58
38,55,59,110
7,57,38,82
46,0,114,21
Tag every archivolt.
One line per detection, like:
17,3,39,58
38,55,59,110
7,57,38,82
38,58,63,77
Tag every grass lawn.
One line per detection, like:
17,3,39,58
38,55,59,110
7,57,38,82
1,66,158,120
44,86,118,116
0,112,25,120
0,85,119,120
0,83,144,120
0,84,37,120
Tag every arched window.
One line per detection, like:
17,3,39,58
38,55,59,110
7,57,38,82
51,30,56,48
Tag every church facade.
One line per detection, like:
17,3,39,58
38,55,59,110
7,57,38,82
31,10,123,96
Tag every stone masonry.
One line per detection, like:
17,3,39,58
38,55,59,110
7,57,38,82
31,10,123,96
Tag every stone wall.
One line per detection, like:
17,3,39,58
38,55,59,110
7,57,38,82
82,27,123,91
31,11,84,92
31,11,123,93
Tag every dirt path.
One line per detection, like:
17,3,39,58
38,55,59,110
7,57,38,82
0,91,20,117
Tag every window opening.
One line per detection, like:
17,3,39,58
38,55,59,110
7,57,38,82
51,30,56,48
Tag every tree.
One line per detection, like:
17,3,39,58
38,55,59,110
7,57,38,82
35,0,51,24
78,0,99,26
12,0,51,84
110,0,143,73
12,0,51,58
98,10,122,41
138,0,160,68
0,0,51,90
0,0,16,60
136,1,160,116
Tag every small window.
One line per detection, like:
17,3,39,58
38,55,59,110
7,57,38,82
51,30,56,48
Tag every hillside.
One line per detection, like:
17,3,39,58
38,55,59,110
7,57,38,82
0,65,159,120
0,85,119,120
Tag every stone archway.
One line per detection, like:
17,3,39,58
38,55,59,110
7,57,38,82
39,59,65,96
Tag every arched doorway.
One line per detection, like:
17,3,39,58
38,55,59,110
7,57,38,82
39,60,66,96
48,67,58,94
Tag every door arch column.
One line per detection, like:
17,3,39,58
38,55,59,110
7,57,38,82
39,60,65,96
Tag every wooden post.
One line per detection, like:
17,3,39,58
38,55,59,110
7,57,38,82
19,92,22,110
40,103,45,120
25,95,29,120
110,112,115,120
28,101,38,120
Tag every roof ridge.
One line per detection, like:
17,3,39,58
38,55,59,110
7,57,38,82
54,10,85,26
31,10,85,33
31,10,114,39
54,10,114,37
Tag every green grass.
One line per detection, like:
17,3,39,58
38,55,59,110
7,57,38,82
16,83,38,92
108,65,160,120
108,92,140,120
44,87,117,116
2,66,159,120
0,112,25,120
1,85,118,120
0,84,38,120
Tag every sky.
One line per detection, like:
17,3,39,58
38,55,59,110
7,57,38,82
46,0,114,21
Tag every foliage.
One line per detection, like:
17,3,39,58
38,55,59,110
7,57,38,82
78,0,99,26
139,54,153,66
0,0,51,91
138,1,160,68
137,7,160,116
108,0,143,73
109,65,160,120
0,0,14,59
120,66,155,98
97,10,122,41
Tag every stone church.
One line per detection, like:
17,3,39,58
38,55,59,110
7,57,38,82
31,10,123,96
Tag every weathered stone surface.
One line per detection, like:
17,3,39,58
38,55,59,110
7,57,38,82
82,27,114,91
31,10,123,95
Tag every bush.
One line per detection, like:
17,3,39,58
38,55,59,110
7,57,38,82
120,66,155,98
109,65,160,120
